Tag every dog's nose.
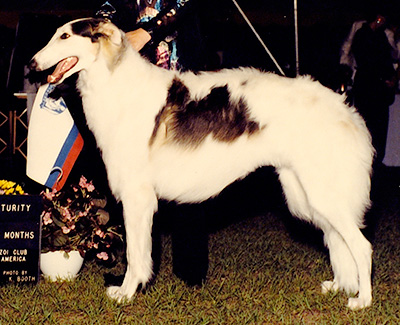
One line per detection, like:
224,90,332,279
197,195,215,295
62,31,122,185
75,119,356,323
28,59,38,71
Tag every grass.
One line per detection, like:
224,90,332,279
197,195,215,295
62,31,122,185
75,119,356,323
1,175,400,324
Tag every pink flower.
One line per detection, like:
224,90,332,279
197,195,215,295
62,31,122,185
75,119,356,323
96,252,109,260
42,188,57,200
62,207,72,220
79,175,95,192
62,226,71,234
95,229,105,238
79,176,88,188
86,182,95,192
42,212,53,225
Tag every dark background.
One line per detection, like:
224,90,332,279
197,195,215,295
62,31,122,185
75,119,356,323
2,0,400,92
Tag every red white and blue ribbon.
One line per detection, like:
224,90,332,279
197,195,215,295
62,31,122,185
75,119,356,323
27,84,83,190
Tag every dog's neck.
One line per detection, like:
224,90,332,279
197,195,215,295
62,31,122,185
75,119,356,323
102,34,131,72
79,36,171,91
76,35,174,142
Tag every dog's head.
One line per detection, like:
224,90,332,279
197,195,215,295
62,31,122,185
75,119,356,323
29,18,124,84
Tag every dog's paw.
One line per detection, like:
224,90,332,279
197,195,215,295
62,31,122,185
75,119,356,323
106,285,134,303
347,296,372,310
321,280,339,294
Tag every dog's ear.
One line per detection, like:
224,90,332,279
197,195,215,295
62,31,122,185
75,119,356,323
97,22,122,46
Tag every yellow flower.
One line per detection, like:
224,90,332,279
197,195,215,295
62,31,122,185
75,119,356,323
0,180,24,195
16,185,24,195
5,188,14,195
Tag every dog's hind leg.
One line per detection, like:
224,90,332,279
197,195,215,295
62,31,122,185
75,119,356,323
318,216,372,309
277,167,313,222
318,213,372,309
319,219,359,295
278,168,356,292
107,184,158,302
304,177,372,310
278,167,372,309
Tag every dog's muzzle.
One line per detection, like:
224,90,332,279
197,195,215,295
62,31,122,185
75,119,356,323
28,56,78,84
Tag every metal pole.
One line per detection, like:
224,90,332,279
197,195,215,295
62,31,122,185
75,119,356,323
231,0,285,76
294,0,300,75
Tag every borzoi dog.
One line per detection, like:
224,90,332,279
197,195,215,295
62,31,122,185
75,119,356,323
30,18,374,309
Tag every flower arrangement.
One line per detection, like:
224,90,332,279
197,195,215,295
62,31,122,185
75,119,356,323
40,176,123,265
0,180,25,195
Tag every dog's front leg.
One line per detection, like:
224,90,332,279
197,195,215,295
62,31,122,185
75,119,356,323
107,184,158,302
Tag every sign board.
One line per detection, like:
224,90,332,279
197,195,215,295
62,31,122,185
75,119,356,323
0,195,42,284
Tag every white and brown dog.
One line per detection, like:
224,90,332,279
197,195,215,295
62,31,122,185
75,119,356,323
30,18,374,309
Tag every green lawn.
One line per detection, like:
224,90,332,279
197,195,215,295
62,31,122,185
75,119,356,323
1,195,399,325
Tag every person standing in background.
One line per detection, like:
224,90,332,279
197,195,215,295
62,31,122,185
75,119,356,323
351,11,398,166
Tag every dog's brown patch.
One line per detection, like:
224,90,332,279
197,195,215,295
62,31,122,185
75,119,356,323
150,78,262,148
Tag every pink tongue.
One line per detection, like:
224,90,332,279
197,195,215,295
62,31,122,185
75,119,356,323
47,57,78,83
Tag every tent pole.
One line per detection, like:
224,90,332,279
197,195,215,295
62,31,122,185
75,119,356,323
294,0,300,75
231,0,285,76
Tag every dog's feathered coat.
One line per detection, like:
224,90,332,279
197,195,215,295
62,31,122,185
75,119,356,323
30,18,374,309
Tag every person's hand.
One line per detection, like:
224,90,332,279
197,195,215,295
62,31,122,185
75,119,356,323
126,28,152,51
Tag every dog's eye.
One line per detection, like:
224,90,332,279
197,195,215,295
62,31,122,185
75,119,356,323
60,33,70,40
